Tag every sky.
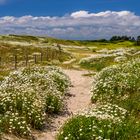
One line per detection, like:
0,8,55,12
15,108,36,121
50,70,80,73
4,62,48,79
0,0,140,40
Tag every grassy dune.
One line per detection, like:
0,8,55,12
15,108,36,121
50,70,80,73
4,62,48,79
0,35,140,140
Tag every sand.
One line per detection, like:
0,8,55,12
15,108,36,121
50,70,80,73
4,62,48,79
37,69,93,140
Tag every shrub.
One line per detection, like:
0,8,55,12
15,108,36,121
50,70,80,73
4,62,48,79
58,58,140,140
0,66,70,137
57,104,140,140
116,92,140,115
0,112,31,136
91,59,140,105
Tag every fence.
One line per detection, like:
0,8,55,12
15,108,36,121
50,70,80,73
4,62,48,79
0,47,62,70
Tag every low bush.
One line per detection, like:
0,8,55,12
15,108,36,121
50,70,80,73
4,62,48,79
58,104,140,140
91,59,140,109
58,59,140,140
0,66,70,137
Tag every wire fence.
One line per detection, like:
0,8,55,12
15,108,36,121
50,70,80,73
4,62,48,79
0,47,62,70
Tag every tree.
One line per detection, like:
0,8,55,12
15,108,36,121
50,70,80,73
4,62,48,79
131,37,136,42
110,36,135,42
136,36,140,45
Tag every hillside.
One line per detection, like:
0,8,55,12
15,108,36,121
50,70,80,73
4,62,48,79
0,34,140,140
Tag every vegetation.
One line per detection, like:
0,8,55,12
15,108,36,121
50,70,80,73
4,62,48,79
0,35,72,73
58,104,140,140
79,54,115,71
136,36,140,46
79,47,140,71
0,34,140,139
91,59,140,111
0,66,70,137
58,59,140,140
110,36,135,42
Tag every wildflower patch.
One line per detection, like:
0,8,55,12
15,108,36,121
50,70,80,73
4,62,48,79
0,66,70,137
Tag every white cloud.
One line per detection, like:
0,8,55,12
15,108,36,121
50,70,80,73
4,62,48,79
70,10,133,18
0,10,140,39
71,11,91,18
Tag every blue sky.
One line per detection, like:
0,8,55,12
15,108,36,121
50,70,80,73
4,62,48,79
0,0,140,40
0,0,140,17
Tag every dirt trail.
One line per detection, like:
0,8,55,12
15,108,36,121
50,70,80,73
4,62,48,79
37,69,93,140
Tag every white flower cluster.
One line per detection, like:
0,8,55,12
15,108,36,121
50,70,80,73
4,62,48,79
58,103,128,140
58,59,140,140
97,48,138,56
91,58,140,102
0,66,70,136
114,56,127,62
78,103,127,123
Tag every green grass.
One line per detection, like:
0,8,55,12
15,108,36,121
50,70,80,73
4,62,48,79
0,34,39,42
0,69,10,81
79,56,116,71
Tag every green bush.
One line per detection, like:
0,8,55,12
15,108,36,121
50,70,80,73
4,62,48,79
58,104,140,140
45,93,63,113
116,92,140,115
0,66,70,137
58,59,140,140
91,59,140,106
0,112,31,136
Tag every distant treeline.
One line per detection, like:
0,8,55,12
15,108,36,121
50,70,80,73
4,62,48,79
82,35,140,45
110,36,136,42
110,36,140,45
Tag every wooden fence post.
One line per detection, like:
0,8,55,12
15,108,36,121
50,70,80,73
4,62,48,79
0,57,1,66
41,52,43,62
51,49,53,60
14,55,18,69
46,48,49,61
34,54,37,64
57,44,62,61
25,54,28,67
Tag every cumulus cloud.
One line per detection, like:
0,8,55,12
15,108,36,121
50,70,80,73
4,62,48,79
71,10,132,18
0,10,140,39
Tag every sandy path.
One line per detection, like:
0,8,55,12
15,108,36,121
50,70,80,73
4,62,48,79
37,70,92,140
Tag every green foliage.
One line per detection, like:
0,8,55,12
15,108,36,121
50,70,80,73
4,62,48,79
79,55,115,71
0,66,70,137
116,92,140,115
58,104,140,140
1,35,39,42
110,36,135,42
45,93,63,113
58,59,140,140
136,36,140,46
91,59,140,113
0,112,31,136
